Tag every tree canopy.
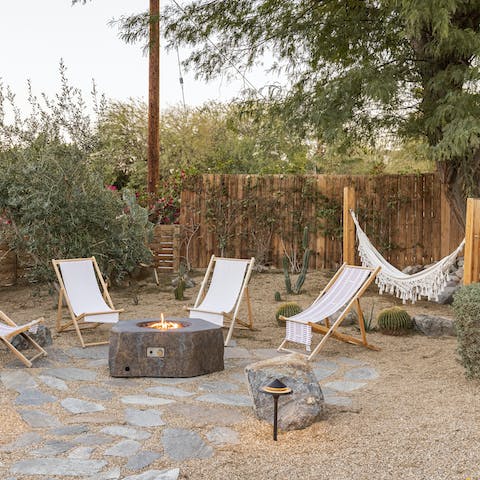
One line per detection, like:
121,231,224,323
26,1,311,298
158,0,480,226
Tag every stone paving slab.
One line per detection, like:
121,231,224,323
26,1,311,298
19,410,61,428
166,403,246,427
50,425,89,436
15,389,57,406
344,366,379,380
125,408,166,427
43,367,97,382
323,380,367,392
84,467,121,480
126,451,162,471
206,426,240,445
77,385,114,401
67,446,95,459
10,458,107,477
1,370,37,392
224,347,252,359
38,374,68,391
146,385,195,397
31,440,74,456
0,432,42,452
123,469,180,480
61,398,105,414
162,428,213,461
196,393,252,407
121,395,175,407
198,381,239,393
104,439,141,457
101,425,151,441
67,346,109,360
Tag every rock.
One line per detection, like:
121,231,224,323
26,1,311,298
434,284,461,304
198,382,239,393
312,360,338,381
402,265,424,275
51,425,89,436
11,325,52,350
78,386,113,401
32,440,74,456
162,428,213,461
71,434,112,446
413,314,456,336
172,274,195,289
166,403,245,427
245,354,324,431
0,432,42,452
67,446,95,459
38,375,68,391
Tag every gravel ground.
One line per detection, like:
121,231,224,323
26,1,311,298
0,268,479,480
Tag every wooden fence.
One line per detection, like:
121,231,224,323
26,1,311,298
179,174,464,270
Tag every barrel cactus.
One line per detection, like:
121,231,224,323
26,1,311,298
377,307,413,335
275,302,303,326
274,291,282,302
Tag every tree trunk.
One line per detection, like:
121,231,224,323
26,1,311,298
147,0,160,198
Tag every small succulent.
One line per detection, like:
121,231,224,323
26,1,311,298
275,302,303,326
274,291,282,302
377,307,413,335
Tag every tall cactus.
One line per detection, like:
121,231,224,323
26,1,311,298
283,226,311,295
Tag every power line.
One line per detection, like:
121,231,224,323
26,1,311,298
169,0,266,100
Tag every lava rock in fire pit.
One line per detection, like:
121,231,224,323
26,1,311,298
109,318,224,378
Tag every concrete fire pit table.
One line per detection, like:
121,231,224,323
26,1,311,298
108,318,224,378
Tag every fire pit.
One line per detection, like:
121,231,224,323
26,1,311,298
108,317,224,378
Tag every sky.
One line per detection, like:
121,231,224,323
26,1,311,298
0,1,275,114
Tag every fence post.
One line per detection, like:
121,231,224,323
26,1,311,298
464,198,480,285
343,186,356,265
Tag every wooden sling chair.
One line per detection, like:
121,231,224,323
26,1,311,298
52,257,123,348
0,311,47,367
278,263,380,361
186,255,255,346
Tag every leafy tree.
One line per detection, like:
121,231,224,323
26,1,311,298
0,144,152,283
157,0,480,227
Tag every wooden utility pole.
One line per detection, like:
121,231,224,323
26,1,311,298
147,0,160,197
343,186,356,265
463,198,480,285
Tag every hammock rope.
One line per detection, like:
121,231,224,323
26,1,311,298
350,210,465,303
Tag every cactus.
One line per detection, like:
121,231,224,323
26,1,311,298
174,279,186,300
274,291,282,302
275,302,303,326
377,307,413,335
283,226,311,295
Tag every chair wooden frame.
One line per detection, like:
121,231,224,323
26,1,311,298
278,264,381,361
0,311,47,367
186,255,255,346
52,257,123,348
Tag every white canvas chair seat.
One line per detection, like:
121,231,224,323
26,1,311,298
52,257,123,347
0,311,47,367
278,264,380,361
187,255,255,346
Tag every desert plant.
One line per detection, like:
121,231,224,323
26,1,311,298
452,284,480,379
377,307,413,335
283,226,311,294
274,291,282,302
275,302,303,326
174,279,186,300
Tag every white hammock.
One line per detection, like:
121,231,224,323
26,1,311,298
350,210,465,303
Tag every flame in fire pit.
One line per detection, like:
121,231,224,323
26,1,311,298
138,314,188,331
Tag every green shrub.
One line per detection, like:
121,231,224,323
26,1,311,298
275,302,302,326
0,144,153,283
377,307,413,335
452,284,480,379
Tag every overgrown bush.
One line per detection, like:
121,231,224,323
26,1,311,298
0,144,153,283
452,284,480,379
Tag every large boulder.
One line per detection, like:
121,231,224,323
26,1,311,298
245,354,324,431
413,314,456,337
11,325,52,351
